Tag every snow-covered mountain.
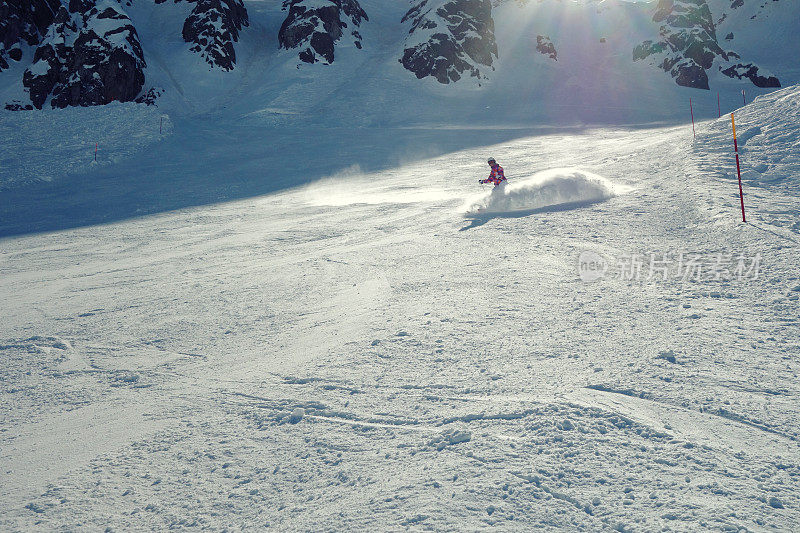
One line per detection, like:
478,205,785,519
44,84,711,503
21,0,147,110
1,0,250,109
400,0,498,84
0,0,798,115
633,0,782,90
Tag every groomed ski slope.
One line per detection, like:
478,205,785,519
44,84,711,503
1,85,799,530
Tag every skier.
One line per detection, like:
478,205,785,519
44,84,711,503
479,158,507,188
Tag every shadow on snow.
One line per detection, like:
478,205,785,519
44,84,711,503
0,118,678,238
459,199,607,231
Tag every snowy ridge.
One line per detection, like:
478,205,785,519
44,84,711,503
697,84,800,191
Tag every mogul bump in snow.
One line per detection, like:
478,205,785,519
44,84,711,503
480,158,507,187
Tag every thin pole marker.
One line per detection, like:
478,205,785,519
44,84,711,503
731,113,746,223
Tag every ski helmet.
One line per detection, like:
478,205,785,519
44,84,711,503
488,157,496,164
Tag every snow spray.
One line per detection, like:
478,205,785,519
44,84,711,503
464,169,624,215
690,98,695,139
730,114,746,223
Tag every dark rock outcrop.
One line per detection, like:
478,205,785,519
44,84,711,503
633,0,723,89
721,63,780,88
22,0,146,109
5,100,34,110
536,35,557,61
634,0,779,90
0,0,60,71
135,87,163,105
182,0,249,70
400,0,498,84
278,0,368,65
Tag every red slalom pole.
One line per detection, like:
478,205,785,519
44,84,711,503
690,98,695,139
717,92,721,118
731,113,746,223
94,142,98,162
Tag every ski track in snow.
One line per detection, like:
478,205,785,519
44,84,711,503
1,88,800,530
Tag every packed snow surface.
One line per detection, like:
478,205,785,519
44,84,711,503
1,77,800,533
465,168,624,215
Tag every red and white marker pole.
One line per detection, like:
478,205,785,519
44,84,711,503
731,113,746,223
690,98,696,139
742,89,746,106
94,142,98,162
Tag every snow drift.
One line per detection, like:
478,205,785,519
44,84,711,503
699,84,800,189
464,168,623,215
